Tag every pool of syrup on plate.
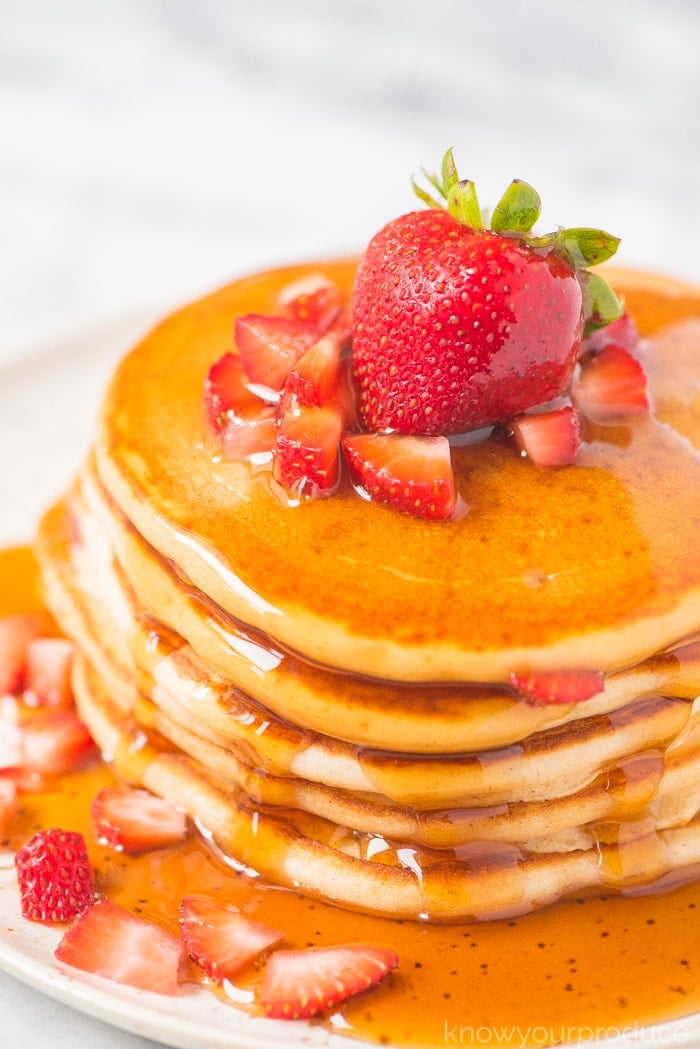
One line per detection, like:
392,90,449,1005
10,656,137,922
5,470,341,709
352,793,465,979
2,544,698,1048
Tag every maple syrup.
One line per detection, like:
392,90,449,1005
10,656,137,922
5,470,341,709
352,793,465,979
2,543,699,1047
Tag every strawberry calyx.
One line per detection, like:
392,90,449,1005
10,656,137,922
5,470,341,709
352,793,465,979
413,147,623,335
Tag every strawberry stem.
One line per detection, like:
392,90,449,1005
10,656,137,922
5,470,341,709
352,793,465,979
447,180,483,229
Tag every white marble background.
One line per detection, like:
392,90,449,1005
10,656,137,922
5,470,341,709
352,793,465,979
1,1,699,1047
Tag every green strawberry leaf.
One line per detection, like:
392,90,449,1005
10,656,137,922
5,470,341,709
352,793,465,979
554,228,621,269
491,180,541,233
580,270,624,336
412,179,446,210
441,148,460,196
447,180,483,230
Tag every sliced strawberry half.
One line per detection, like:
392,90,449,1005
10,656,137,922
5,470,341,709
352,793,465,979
0,696,22,770
509,669,605,705
273,404,343,497
220,406,278,463
23,638,75,709
204,352,261,432
281,334,343,411
511,405,581,468
259,944,398,1020
235,314,321,391
0,613,45,695
278,273,343,331
91,787,188,853
179,894,283,981
342,433,456,521
573,344,649,422
55,898,187,994
20,709,96,777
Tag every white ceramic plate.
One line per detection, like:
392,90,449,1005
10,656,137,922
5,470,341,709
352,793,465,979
0,320,698,1049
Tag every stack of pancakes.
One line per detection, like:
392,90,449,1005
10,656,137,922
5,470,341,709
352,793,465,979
36,262,700,922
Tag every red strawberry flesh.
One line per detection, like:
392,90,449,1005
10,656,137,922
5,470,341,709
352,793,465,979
235,314,321,390
0,613,45,695
511,405,581,468
273,404,343,496
179,894,284,981
91,787,188,853
342,432,456,520
573,344,649,422
15,827,95,922
55,898,186,994
20,709,96,776
204,352,261,431
509,669,605,705
23,638,75,709
259,944,398,1020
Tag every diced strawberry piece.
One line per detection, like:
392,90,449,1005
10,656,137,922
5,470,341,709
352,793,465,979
20,710,96,776
278,273,343,333
91,787,188,853
0,776,17,837
23,638,75,709
342,433,456,521
511,405,581,468
55,898,186,994
0,613,44,695
220,407,278,462
0,696,22,770
15,828,95,922
260,944,398,1020
273,405,343,497
509,669,605,705
281,334,343,410
582,312,640,354
235,314,320,390
574,344,649,422
179,894,283,981
204,352,261,432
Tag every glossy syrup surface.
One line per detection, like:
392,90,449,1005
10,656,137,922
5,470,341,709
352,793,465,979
3,544,700,1047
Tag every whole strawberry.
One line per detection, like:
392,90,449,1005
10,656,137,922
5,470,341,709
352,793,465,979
15,827,95,922
352,149,622,435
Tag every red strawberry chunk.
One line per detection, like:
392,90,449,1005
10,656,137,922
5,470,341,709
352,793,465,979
511,405,581,468
23,638,75,709
273,405,343,497
342,433,456,521
0,696,22,770
260,944,398,1020
179,894,283,981
91,787,188,853
0,613,45,695
0,776,17,837
574,344,649,422
20,709,96,777
235,314,321,390
220,407,278,463
278,273,343,332
15,828,95,922
204,352,261,432
55,898,186,994
509,669,605,705
281,334,343,410
582,312,640,354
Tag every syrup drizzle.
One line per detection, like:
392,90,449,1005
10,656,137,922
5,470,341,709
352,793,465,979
1,544,699,1047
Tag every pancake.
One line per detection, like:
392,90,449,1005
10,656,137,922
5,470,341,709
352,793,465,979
93,265,700,683
34,259,700,922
